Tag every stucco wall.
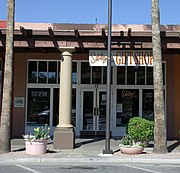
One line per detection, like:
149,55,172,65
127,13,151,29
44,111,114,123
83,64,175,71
174,54,180,139
164,54,175,139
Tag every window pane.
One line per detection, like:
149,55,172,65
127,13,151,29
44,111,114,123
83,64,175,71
27,88,50,126
58,61,60,84
162,63,165,85
147,67,153,85
53,88,59,126
72,89,76,126
116,89,139,127
81,62,90,84
137,67,145,85
72,62,77,84
83,91,93,130
48,61,57,84
127,67,135,85
92,67,101,84
117,66,125,85
28,61,37,83
38,61,47,83
103,67,113,84
142,89,154,121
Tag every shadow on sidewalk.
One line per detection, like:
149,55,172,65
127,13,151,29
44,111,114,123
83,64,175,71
75,137,105,148
167,140,179,152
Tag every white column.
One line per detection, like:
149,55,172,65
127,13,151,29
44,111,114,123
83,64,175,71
57,47,75,128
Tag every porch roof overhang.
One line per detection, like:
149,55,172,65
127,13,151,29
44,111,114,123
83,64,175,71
0,23,180,54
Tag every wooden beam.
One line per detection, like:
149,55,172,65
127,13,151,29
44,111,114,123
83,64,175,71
74,29,80,38
127,28,131,38
102,28,106,38
20,26,28,37
48,27,54,37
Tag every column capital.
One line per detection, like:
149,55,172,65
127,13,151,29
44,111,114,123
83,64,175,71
58,47,75,56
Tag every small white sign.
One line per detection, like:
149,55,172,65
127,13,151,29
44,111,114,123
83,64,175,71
14,97,24,108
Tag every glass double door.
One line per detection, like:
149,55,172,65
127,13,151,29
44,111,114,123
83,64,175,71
81,88,106,135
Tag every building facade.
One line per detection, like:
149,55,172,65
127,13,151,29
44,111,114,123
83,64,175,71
0,22,180,141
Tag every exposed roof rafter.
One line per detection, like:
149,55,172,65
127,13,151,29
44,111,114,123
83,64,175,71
74,29,80,38
48,27,54,37
20,26,28,37
127,28,132,38
102,28,106,38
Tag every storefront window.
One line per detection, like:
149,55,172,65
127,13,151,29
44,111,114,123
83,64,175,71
81,62,90,84
146,67,153,85
72,89,76,126
58,61,60,84
53,88,59,126
28,61,37,83
127,67,135,85
92,67,101,84
72,62,77,84
103,67,113,84
28,61,62,84
48,61,57,84
27,88,50,126
162,63,165,85
117,66,125,85
38,61,47,83
81,62,112,84
142,89,154,121
116,89,139,127
137,67,145,85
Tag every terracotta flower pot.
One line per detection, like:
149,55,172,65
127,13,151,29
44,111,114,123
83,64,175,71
25,140,48,155
120,146,144,154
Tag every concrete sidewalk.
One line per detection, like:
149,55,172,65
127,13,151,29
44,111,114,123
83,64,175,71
0,138,180,164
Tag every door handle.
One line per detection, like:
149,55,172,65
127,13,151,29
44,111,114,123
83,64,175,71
94,107,99,116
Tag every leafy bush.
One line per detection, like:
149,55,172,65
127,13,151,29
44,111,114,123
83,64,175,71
127,117,154,142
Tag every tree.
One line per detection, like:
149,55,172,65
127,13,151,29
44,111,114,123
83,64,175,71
151,0,168,153
0,0,15,154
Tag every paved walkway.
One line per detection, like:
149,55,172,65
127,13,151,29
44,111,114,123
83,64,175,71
0,138,179,164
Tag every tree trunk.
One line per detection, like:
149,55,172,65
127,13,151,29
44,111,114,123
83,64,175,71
0,0,15,154
151,0,168,153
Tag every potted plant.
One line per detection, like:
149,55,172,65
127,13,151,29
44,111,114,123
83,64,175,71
127,117,154,146
23,124,50,155
119,135,144,154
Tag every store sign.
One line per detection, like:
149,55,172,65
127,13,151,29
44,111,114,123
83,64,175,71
89,50,153,66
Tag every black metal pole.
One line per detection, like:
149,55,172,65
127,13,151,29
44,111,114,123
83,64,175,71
103,0,113,154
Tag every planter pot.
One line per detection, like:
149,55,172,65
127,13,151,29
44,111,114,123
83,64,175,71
25,140,48,155
120,147,144,154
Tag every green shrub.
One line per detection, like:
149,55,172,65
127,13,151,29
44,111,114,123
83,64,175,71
127,117,154,142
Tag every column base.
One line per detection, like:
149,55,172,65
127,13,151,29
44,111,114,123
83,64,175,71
53,127,75,149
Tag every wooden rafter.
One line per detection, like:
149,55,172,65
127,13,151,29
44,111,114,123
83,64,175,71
74,29,80,38
48,27,54,37
20,26,28,37
127,28,131,38
102,28,106,38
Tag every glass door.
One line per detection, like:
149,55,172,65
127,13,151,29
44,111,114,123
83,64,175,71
81,88,106,136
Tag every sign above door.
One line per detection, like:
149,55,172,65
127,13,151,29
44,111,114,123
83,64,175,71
89,50,153,67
